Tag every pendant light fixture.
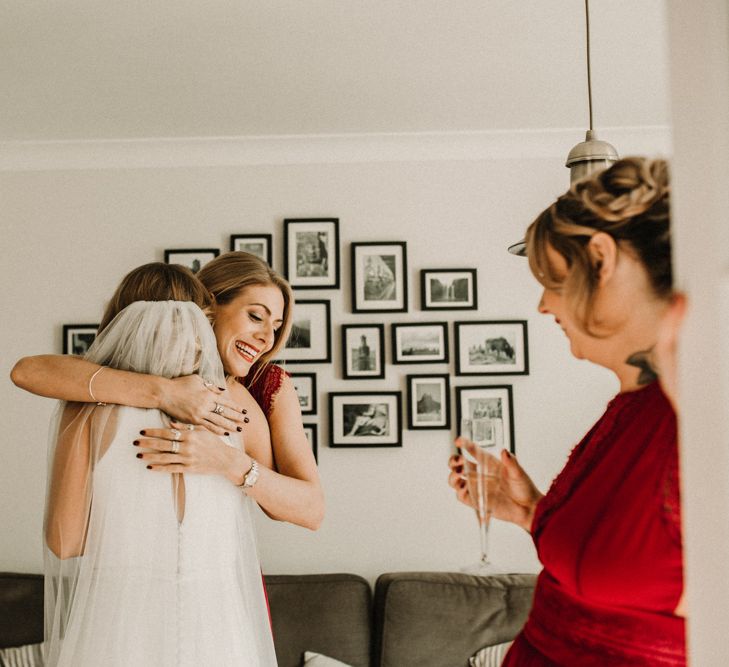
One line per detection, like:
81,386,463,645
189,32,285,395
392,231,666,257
508,0,619,256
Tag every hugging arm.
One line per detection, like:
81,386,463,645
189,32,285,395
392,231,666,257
10,354,246,434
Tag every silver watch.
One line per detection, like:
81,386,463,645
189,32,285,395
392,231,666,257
240,458,259,490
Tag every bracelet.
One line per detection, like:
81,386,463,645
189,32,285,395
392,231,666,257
238,458,259,491
88,367,108,406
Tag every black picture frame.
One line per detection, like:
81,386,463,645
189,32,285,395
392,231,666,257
230,234,273,266
290,372,318,415
454,320,529,376
277,299,332,364
391,322,449,365
406,374,451,430
329,391,403,448
420,268,478,311
284,218,340,289
455,385,515,454
303,423,318,462
341,323,385,380
350,241,408,313
164,248,220,274
62,324,99,355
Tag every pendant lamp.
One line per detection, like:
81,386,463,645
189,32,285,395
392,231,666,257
508,0,619,256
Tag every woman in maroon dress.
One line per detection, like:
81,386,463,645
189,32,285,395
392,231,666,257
449,157,686,666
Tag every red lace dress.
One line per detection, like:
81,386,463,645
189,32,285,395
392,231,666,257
502,381,686,666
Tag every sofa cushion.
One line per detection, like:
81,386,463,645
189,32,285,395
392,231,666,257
0,574,44,649
265,573,371,667
373,572,535,667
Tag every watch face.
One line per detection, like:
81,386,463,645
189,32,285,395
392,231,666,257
243,461,259,488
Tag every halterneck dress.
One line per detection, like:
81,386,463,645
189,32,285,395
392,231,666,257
502,381,685,666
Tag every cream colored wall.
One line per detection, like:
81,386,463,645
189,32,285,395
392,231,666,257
0,130,667,581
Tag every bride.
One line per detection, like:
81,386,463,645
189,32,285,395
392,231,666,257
44,263,277,666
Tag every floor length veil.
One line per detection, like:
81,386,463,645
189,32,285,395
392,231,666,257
43,301,277,666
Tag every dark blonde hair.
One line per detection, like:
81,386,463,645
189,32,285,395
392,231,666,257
98,262,212,334
197,252,294,378
526,157,671,332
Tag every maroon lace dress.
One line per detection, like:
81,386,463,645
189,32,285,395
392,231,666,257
502,381,686,666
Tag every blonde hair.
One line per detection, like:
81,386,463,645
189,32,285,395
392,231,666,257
196,252,294,379
526,157,671,332
98,263,212,334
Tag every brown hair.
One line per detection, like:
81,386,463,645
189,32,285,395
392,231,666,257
98,262,211,333
196,252,294,378
525,157,671,332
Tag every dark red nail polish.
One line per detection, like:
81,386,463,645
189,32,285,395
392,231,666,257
455,465,463,473
136,453,143,459
133,440,139,446
243,417,250,423
218,386,226,391
236,427,242,432
241,409,247,414
224,432,230,436
146,465,152,470
139,430,146,436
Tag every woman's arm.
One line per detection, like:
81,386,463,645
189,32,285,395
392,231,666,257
46,404,92,559
137,375,325,531
11,354,246,434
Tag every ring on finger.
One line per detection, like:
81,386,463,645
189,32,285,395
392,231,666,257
203,379,214,389
170,428,182,441
184,424,194,431
213,403,225,415
171,441,180,455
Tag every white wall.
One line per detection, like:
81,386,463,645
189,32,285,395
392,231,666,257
0,129,667,582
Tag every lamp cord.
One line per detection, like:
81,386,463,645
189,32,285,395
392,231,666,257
585,0,593,131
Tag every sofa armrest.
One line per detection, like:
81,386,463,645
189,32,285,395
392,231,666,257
373,571,536,667
0,573,44,649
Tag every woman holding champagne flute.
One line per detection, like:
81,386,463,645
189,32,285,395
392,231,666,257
448,157,686,666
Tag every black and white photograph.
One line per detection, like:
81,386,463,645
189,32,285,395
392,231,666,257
290,372,317,415
63,324,99,355
421,268,477,310
164,248,220,274
454,320,529,375
341,324,385,379
456,385,515,453
284,218,340,289
406,374,451,430
302,423,318,462
230,234,273,265
329,392,402,447
277,299,331,364
391,322,449,364
351,242,408,313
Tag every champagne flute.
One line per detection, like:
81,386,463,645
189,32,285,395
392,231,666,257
459,417,503,575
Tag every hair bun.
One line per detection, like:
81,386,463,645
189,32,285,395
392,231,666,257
575,157,669,223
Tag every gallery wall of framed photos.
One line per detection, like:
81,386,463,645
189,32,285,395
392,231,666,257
61,216,532,460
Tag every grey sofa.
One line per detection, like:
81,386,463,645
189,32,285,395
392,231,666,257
0,570,536,667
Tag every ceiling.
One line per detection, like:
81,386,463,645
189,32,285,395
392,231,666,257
0,0,670,142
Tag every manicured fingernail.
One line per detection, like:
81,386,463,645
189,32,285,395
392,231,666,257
224,432,230,436
133,440,139,446
458,480,466,488
236,427,242,432
136,453,143,459
455,465,463,473
139,430,146,436
146,465,152,470
241,409,247,415
218,386,226,391
243,417,250,423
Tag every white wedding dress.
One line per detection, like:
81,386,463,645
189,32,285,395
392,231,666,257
43,301,277,667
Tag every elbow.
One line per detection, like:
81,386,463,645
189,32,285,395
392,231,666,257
305,492,326,531
10,358,31,390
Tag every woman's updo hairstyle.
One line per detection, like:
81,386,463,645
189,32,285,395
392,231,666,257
526,156,671,332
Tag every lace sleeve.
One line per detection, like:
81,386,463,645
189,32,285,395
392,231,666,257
244,364,288,419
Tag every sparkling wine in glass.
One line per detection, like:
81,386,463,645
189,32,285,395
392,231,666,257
459,417,503,575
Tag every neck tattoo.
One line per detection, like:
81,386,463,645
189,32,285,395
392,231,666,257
625,348,658,385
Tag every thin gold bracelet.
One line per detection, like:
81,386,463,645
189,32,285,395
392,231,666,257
88,366,108,406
